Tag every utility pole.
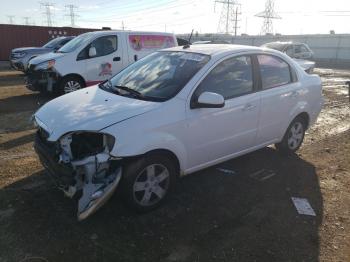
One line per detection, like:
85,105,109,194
214,0,241,35
7,15,15,24
255,0,281,34
121,21,125,30
65,4,78,27
23,17,30,25
40,2,54,27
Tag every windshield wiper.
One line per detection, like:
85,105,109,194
114,85,143,98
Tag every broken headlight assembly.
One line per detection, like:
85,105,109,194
55,131,121,221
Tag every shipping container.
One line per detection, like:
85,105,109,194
0,24,98,60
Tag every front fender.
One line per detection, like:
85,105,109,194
109,131,187,172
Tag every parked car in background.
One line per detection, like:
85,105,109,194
192,40,231,44
10,36,74,72
262,42,315,73
262,42,314,59
33,44,323,220
26,30,177,94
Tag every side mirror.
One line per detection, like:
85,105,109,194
89,46,97,57
192,92,225,109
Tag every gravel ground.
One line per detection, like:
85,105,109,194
0,68,349,262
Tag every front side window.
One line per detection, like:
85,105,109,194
257,55,292,90
285,46,294,57
194,56,254,100
78,35,117,60
101,51,210,101
91,35,117,57
294,45,302,54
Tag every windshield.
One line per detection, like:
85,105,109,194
43,37,65,48
102,51,210,101
58,33,92,53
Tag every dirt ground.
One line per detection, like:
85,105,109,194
0,66,349,262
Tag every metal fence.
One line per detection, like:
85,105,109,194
177,33,350,68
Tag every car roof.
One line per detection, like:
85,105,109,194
163,44,264,56
84,30,175,36
264,41,306,46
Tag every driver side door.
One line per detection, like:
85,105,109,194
185,55,261,170
77,35,124,86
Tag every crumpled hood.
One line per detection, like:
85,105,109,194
29,52,65,65
12,47,51,53
35,86,160,141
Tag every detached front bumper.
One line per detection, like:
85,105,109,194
10,59,25,71
26,66,60,92
34,130,123,220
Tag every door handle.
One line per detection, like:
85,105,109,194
242,103,256,111
113,57,121,61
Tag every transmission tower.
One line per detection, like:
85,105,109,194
23,17,30,25
40,2,54,27
255,0,281,34
215,0,241,35
65,4,78,27
7,15,15,24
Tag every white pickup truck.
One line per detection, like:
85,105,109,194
26,30,177,94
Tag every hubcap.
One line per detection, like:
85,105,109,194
133,164,170,207
64,80,81,93
287,122,304,150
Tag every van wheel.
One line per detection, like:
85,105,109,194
275,116,306,154
121,154,176,213
58,76,84,95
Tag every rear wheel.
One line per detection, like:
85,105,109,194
58,75,84,95
275,116,306,154
121,154,176,213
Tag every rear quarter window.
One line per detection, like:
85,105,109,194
257,55,294,90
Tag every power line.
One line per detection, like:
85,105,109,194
40,2,55,27
65,4,79,27
7,15,15,24
79,0,195,22
255,0,281,34
215,0,241,35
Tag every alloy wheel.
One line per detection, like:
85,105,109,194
133,164,170,207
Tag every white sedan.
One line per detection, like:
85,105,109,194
33,44,324,220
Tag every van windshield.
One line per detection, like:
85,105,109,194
58,33,92,53
102,51,210,102
43,37,65,48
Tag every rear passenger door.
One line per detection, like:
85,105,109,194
255,54,300,145
77,35,124,85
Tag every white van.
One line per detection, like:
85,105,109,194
26,30,178,94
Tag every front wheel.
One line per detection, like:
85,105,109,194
121,154,176,212
58,75,84,95
275,116,306,154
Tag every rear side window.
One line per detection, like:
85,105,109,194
257,55,292,90
194,55,254,100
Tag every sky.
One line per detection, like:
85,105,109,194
1,0,350,35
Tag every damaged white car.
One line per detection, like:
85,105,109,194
33,44,323,220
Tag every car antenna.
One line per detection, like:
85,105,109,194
183,29,194,49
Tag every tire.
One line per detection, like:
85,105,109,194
275,116,306,154
120,153,177,213
58,75,84,95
